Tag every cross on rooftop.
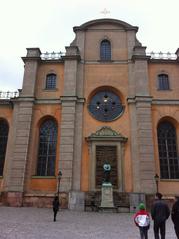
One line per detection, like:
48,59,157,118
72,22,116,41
100,8,110,17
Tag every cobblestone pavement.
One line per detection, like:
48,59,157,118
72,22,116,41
0,207,176,239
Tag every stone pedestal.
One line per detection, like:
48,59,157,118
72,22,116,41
68,191,85,211
100,183,114,208
129,193,146,213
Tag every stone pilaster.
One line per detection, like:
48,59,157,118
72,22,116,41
136,97,155,192
60,46,85,209
59,97,77,192
5,100,34,191
59,46,82,191
128,97,156,193
21,48,41,97
128,46,155,194
3,48,40,205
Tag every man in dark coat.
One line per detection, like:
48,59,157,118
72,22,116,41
171,196,179,239
151,193,170,239
52,196,60,221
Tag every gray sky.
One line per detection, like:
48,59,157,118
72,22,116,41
0,0,179,91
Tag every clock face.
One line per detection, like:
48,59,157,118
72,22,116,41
88,90,123,122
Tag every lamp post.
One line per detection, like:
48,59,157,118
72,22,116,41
154,174,159,193
57,171,62,196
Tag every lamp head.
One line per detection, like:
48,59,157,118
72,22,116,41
58,171,62,179
154,174,159,182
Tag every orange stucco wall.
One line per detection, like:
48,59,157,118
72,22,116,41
23,62,64,193
1,56,179,196
149,61,179,195
81,63,132,192
35,62,64,99
148,63,179,99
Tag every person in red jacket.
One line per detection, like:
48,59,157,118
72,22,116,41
134,203,150,239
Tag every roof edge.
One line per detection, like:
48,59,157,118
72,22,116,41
73,18,138,32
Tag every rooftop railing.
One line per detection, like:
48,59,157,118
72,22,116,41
40,51,178,60
41,51,65,60
0,91,19,99
147,52,177,60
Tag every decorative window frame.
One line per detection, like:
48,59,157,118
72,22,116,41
157,120,179,179
36,117,58,176
99,38,112,61
157,73,170,91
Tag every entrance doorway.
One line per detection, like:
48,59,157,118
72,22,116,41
96,145,118,188
86,126,127,191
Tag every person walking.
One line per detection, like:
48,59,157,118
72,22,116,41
171,196,179,239
52,196,60,222
151,193,170,239
134,203,150,239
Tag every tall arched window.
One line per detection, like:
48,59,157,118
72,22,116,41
100,40,111,61
45,73,56,89
0,119,9,176
37,119,57,176
158,74,170,90
157,121,179,179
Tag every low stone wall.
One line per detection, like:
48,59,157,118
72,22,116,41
0,192,69,208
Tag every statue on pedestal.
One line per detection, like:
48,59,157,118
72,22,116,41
100,161,114,209
103,161,111,183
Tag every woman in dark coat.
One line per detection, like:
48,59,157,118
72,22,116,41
171,196,179,239
52,196,60,221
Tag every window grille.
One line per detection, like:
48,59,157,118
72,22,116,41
0,119,9,176
37,119,57,176
158,74,170,90
46,74,56,89
100,40,111,61
157,121,179,179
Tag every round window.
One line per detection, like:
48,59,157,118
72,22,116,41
88,90,123,122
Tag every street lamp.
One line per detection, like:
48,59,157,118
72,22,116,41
154,174,159,193
57,170,62,195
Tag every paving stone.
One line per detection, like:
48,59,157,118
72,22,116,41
0,207,176,239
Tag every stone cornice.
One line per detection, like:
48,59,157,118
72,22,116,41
0,100,13,107
131,55,151,61
86,126,128,142
152,99,179,105
149,59,178,64
61,55,81,61
127,96,153,104
21,56,41,63
127,97,179,105
41,59,64,64
11,96,35,103
73,18,138,32
34,99,61,104
60,96,85,103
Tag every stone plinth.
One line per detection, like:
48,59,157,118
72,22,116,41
68,191,85,210
100,183,114,208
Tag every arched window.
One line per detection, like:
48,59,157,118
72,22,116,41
158,74,170,90
37,119,57,176
0,119,9,176
45,73,56,89
100,40,111,61
157,121,179,179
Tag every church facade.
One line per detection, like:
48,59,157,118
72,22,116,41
0,18,179,210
